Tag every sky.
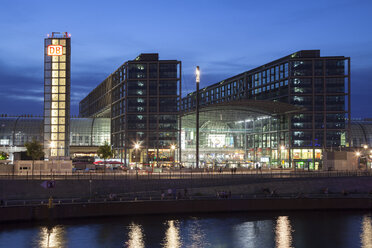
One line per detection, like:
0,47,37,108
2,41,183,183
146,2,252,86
0,0,371,117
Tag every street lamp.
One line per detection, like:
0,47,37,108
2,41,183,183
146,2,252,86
279,145,285,169
170,144,176,168
196,66,200,169
133,142,141,179
133,142,141,167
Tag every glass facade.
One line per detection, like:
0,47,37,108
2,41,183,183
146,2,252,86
80,54,181,167
0,117,110,147
350,120,372,148
181,107,291,168
79,50,350,170
181,50,350,169
44,32,71,158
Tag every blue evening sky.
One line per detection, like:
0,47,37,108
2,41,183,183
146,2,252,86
0,0,371,117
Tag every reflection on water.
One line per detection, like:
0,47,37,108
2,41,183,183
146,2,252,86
38,226,66,248
0,211,370,248
275,216,293,248
361,215,372,248
126,223,145,248
163,220,181,248
187,217,208,248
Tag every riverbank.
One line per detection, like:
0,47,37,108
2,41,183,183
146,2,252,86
1,197,371,223
1,176,372,200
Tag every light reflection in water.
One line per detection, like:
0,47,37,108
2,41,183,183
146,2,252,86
187,218,208,248
163,220,182,248
361,215,372,248
38,226,66,248
275,216,293,248
126,223,145,248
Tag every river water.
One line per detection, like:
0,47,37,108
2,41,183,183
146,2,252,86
0,211,371,248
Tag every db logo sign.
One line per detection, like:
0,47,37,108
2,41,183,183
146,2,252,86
47,45,63,56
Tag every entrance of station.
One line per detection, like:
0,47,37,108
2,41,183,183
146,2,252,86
294,160,322,170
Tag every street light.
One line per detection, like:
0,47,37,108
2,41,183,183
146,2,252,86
196,66,200,169
170,144,176,168
279,145,285,169
133,142,141,179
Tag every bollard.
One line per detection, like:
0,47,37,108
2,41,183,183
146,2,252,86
48,196,53,209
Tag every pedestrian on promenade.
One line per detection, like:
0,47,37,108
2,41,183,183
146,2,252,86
184,188,188,199
172,188,176,199
161,190,165,200
167,188,172,199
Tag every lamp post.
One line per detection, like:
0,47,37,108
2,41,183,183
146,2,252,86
171,144,176,168
196,66,200,169
356,151,361,170
279,145,285,169
134,143,140,179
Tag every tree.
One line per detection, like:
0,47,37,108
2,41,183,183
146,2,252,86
24,139,44,176
0,152,9,160
97,142,113,173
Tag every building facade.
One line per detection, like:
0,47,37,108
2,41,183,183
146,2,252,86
80,54,181,166
181,50,350,169
0,116,110,160
44,32,71,159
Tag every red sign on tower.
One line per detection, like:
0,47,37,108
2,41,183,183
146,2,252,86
47,45,63,56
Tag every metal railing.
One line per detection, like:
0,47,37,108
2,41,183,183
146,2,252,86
2,191,372,208
0,169,371,180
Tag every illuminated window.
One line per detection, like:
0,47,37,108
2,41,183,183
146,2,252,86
59,86,65,93
58,149,64,156
52,94,58,101
59,78,66,85
52,56,58,62
60,55,66,62
58,141,65,147
52,102,58,108
51,118,58,124
59,110,65,116
62,47,66,55
59,94,65,101
51,110,58,117
59,71,65,77
59,118,65,124
59,126,65,132
52,86,58,93
51,125,58,132
59,133,65,140
51,133,58,140
51,149,58,156
52,71,59,78
60,63,66,70
60,39,66,46
52,79,58,85
52,39,59,45
59,102,65,109
52,63,59,70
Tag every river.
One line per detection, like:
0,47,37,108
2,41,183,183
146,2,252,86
0,211,371,248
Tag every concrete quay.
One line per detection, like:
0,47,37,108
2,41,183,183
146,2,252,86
0,197,371,223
